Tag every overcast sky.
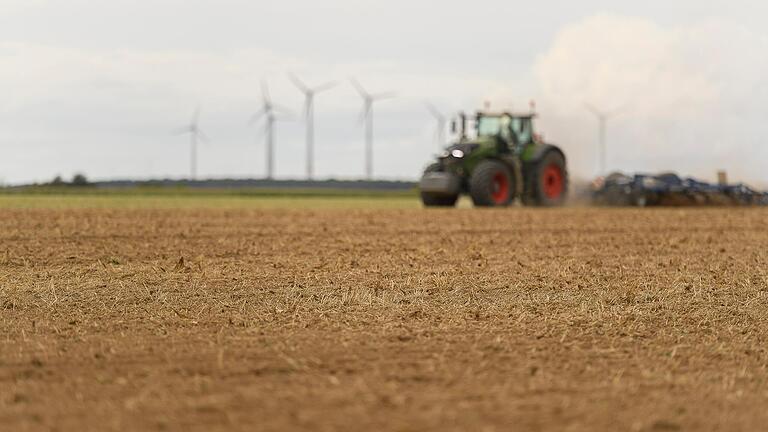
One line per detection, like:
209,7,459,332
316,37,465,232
2,1,768,185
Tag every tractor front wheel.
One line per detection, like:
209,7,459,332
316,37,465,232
420,163,459,207
420,192,459,207
469,160,515,207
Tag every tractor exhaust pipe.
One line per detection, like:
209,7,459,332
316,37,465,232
717,170,728,186
451,112,467,140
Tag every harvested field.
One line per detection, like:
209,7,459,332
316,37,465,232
1,200,768,431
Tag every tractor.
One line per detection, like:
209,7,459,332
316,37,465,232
419,110,568,207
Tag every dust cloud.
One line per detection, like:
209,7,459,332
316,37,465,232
532,14,768,187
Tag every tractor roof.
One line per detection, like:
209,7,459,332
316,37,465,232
476,110,537,119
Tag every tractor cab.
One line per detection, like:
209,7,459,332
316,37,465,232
453,111,536,153
475,112,535,148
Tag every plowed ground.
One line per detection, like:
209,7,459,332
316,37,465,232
1,207,768,431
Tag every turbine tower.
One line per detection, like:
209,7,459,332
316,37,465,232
350,78,395,180
425,102,448,150
585,103,627,175
174,107,209,181
288,74,337,180
249,81,291,180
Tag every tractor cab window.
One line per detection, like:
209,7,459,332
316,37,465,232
511,117,532,144
498,116,513,143
476,116,502,137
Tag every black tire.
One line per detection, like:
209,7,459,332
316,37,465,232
469,160,515,207
420,163,459,207
632,192,648,207
420,192,458,207
523,150,568,206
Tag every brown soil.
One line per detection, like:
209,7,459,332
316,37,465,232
1,207,768,431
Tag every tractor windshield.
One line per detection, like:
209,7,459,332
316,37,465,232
476,114,532,145
476,116,502,137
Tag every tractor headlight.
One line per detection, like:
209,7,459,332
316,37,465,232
451,149,465,158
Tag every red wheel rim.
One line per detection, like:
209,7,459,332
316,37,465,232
543,164,564,199
491,172,510,204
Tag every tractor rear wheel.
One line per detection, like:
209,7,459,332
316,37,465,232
523,150,568,206
469,160,515,207
420,163,459,207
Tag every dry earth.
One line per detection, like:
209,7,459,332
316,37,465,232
1,207,768,431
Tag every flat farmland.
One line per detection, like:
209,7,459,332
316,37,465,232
1,196,768,431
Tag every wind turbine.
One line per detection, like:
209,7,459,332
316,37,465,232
425,102,448,150
584,103,628,175
174,107,210,181
350,78,395,180
249,81,291,180
288,74,337,180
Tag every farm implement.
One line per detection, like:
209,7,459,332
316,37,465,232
592,172,768,207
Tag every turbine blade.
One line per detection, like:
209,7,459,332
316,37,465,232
312,80,338,94
425,102,443,119
287,73,310,93
192,107,200,124
607,103,631,117
172,126,192,135
261,80,272,104
272,103,295,116
584,102,602,117
197,130,211,144
349,77,369,98
249,109,267,125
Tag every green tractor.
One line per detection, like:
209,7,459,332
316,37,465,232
419,110,568,207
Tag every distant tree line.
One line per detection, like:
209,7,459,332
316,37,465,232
48,173,92,187
8,174,417,191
